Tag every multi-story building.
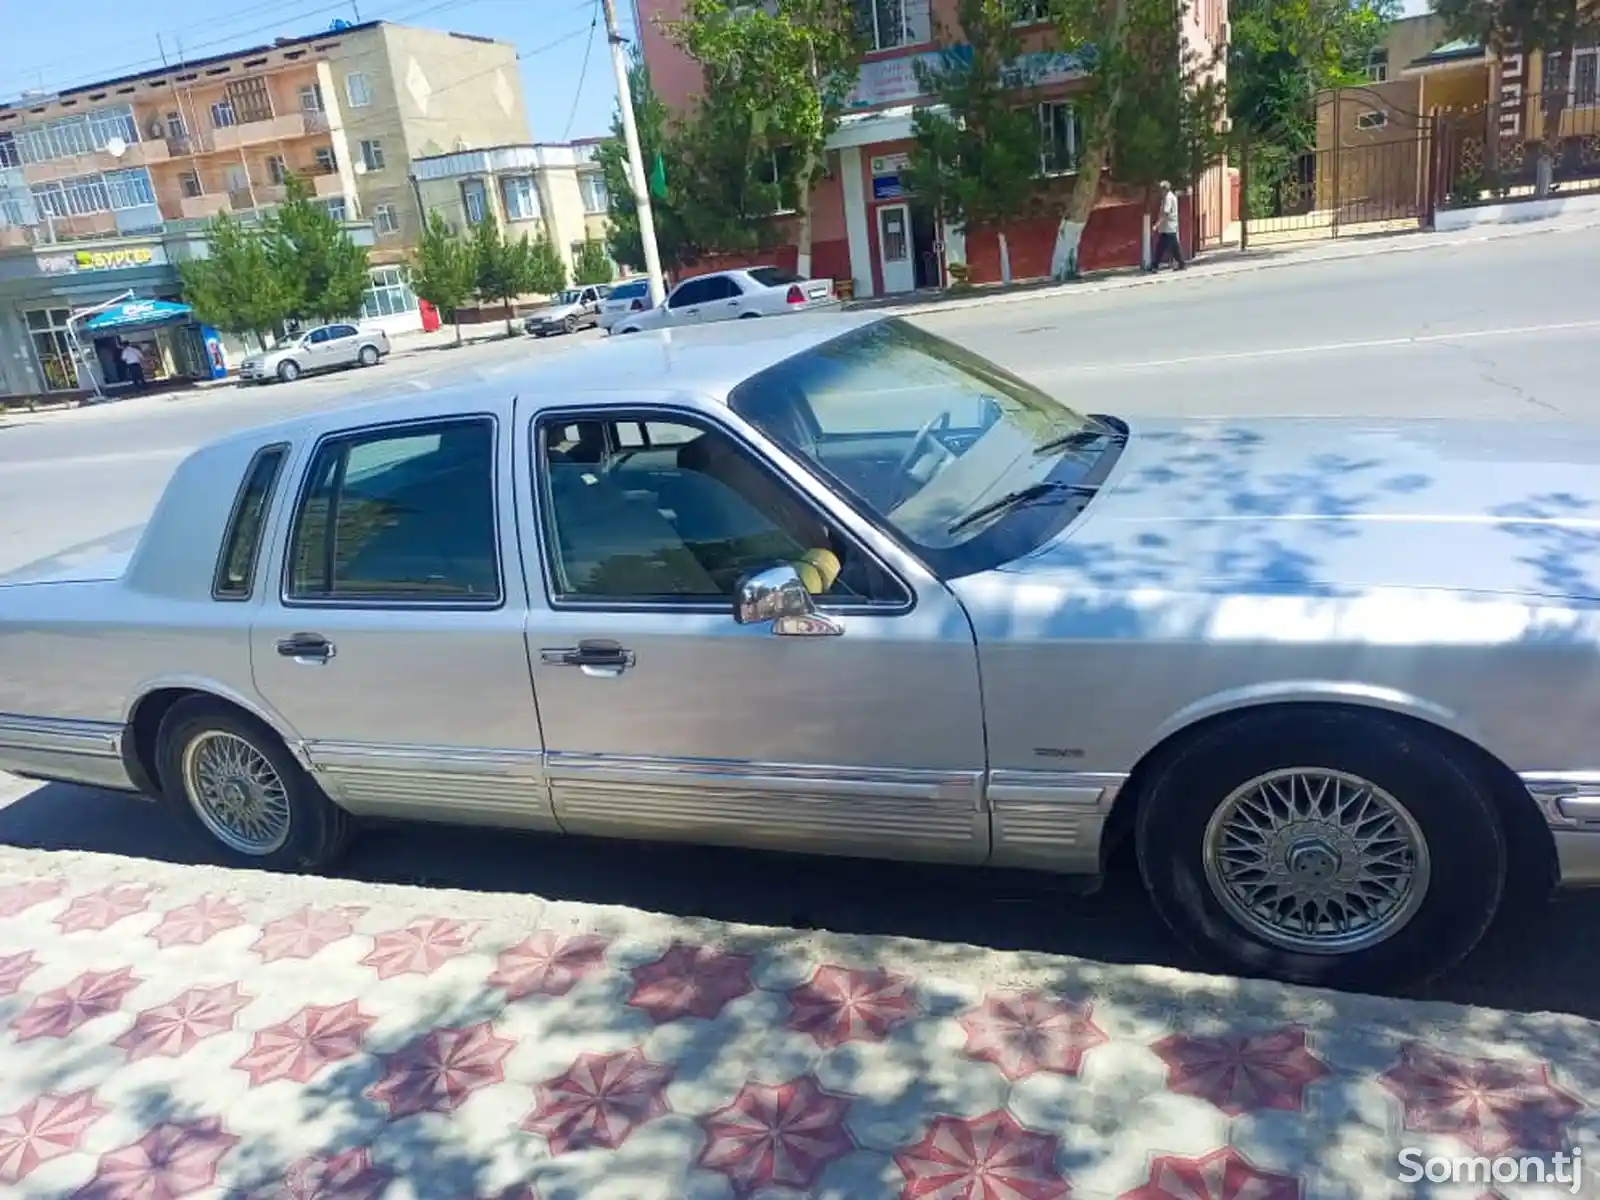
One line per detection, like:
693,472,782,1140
0,18,530,403
412,135,616,293
636,0,1233,297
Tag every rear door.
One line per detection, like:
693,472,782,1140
248,402,557,832
325,324,361,366
701,274,746,324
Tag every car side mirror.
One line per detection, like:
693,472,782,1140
733,563,843,637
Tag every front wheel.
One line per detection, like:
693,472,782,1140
276,360,301,383
156,697,353,872
1134,707,1505,991
562,314,579,335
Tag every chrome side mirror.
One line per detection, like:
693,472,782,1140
733,563,843,637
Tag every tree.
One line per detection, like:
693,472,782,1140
669,93,787,257
668,0,863,276
596,57,699,273
265,174,371,324
573,239,615,285
409,211,476,345
470,217,534,335
905,0,1050,284
527,232,569,295
178,212,288,347
1433,0,1595,194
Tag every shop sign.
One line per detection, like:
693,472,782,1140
873,175,905,201
35,246,160,275
844,45,1092,110
871,153,910,177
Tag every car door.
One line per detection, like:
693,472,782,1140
518,401,989,865
248,403,558,832
324,324,361,366
700,275,747,325
662,277,712,326
300,326,333,369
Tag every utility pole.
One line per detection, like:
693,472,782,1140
600,0,666,306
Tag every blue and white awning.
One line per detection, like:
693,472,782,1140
83,299,193,332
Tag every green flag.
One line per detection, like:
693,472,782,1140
648,152,668,200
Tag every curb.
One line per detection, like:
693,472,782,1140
869,213,1600,319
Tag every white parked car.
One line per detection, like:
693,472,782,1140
598,278,652,333
611,267,838,335
524,285,610,337
238,323,390,385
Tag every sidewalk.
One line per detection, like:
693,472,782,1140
0,844,1595,1199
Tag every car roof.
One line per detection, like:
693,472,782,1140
216,311,889,448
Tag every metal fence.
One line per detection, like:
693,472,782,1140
1437,87,1600,207
1240,88,1439,247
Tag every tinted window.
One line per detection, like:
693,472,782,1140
213,444,287,599
705,275,741,299
748,267,801,288
286,418,500,603
307,328,331,344
612,281,647,299
330,324,358,339
668,279,711,308
537,413,904,605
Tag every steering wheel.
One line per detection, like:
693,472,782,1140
895,410,952,479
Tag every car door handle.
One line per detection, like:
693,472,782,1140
540,640,635,676
276,633,336,662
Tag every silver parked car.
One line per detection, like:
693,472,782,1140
3,313,1597,991
611,266,837,335
239,323,390,384
525,285,610,337
597,278,651,333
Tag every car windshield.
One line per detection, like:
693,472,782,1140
556,290,582,305
748,266,801,288
727,319,1109,569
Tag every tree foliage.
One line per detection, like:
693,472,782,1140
526,232,569,295
408,211,476,345
266,173,371,324
573,239,616,285
596,58,700,273
905,0,1049,283
1432,0,1595,193
667,0,863,275
177,212,287,345
470,216,532,335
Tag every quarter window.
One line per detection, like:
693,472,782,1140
214,445,287,600
536,412,904,605
287,418,500,603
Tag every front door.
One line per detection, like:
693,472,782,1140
249,408,557,832
520,405,989,864
877,203,916,294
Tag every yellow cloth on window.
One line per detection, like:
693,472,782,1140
789,547,841,594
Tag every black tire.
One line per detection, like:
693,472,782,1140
156,696,354,873
358,344,380,366
562,314,579,335
277,360,301,383
1134,706,1505,991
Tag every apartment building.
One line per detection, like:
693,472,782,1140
636,0,1233,295
0,19,529,402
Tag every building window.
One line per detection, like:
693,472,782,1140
299,84,325,113
359,140,385,172
361,265,417,318
1009,0,1050,22
578,172,608,214
0,133,18,169
179,171,203,199
1365,49,1389,83
346,72,372,108
461,178,487,224
322,198,348,222
58,174,111,216
104,168,156,209
211,101,237,129
25,308,77,392
165,113,186,140
853,0,931,51
1037,101,1080,175
266,155,290,185
500,174,539,220
226,77,274,124
1355,109,1388,130
14,108,140,165
314,147,338,174
373,203,400,235
1552,47,1600,106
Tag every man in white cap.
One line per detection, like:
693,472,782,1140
1151,180,1185,272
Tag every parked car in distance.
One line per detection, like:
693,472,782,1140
238,324,390,384
598,278,651,333
611,267,837,335
525,285,611,337
6,312,1600,994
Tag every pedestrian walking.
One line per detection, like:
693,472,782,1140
1151,180,1185,272
119,340,147,390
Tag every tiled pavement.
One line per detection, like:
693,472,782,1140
0,846,1597,1199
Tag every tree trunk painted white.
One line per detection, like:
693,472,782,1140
1049,0,1126,282
1050,219,1087,281
1141,211,1152,269
997,230,1012,284
794,138,818,280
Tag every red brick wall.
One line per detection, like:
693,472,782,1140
683,239,851,283
961,195,1196,284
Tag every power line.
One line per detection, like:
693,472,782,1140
562,0,601,142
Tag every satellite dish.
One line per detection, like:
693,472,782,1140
104,136,128,158
352,161,367,175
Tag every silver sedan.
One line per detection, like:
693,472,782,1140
2,313,1597,991
611,266,838,334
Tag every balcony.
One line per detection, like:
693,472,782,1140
21,138,172,183
309,170,344,198
178,193,231,220
212,112,327,153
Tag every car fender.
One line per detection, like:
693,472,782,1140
123,674,314,772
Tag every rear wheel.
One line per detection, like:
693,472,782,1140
1134,706,1505,990
277,360,301,383
358,344,379,366
156,697,353,872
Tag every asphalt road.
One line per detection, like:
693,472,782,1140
5,223,1600,1018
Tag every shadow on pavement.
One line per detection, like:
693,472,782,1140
4,778,1597,1021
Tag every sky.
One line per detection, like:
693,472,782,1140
0,0,632,144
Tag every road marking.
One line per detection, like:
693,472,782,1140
1038,317,1600,374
